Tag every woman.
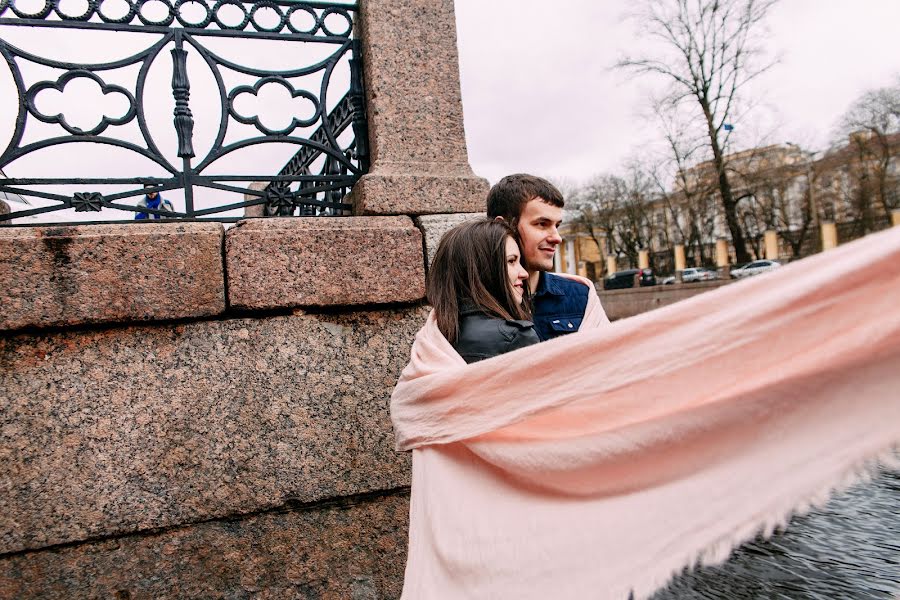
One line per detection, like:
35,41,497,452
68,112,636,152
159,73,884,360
427,219,538,363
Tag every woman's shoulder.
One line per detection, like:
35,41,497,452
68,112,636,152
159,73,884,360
454,309,539,364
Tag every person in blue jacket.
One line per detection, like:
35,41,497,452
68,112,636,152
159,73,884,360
487,174,607,341
135,184,174,220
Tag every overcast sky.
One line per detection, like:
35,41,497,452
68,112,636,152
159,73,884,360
454,0,900,185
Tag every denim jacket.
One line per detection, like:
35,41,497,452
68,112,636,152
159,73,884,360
531,272,589,341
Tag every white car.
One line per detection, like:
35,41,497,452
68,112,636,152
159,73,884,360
731,260,781,279
681,267,718,282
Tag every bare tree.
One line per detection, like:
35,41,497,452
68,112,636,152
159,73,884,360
728,143,816,259
570,167,657,271
618,0,778,264
834,81,900,232
648,103,720,267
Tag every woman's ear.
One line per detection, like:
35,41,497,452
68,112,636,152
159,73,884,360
493,216,506,223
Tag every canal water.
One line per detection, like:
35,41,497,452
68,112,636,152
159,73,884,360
652,467,899,599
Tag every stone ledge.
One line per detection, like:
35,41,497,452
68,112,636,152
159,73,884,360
415,212,486,268
598,280,732,320
226,216,426,310
0,492,409,600
351,171,489,216
0,306,426,554
0,223,225,331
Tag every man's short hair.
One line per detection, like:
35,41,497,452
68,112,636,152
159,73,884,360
486,174,564,226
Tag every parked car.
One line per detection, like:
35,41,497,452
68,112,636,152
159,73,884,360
730,259,781,279
661,267,717,285
603,268,657,290
681,267,718,282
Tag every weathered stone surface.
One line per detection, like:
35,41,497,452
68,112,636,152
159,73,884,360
416,212,486,268
225,216,425,309
0,491,410,600
351,171,488,216
599,280,732,320
242,181,268,218
0,306,426,554
353,0,489,214
0,223,225,331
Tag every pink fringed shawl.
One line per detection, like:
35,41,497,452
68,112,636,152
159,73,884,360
390,227,900,600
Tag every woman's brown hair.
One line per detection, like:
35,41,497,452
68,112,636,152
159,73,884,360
427,219,531,344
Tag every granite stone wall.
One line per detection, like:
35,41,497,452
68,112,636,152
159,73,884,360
0,0,493,596
0,491,410,600
0,302,426,598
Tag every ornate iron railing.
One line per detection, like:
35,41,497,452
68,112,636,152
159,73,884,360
0,0,368,224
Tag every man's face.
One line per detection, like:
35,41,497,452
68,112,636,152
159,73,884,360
516,197,563,273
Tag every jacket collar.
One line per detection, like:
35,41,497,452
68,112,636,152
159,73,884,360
534,271,565,297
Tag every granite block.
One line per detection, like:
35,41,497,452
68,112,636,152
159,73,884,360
0,491,409,600
354,0,489,214
0,306,427,554
225,216,425,310
350,171,488,216
415,212,486,268
0,223,225,331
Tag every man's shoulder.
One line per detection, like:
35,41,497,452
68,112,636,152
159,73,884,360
534,273,590,321
545,272,591,297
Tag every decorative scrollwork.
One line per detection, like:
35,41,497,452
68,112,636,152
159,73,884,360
211,0,249,30
137,0,176,27
10,0,52,19
71,192,104,212
264,183,295,214
52,0,94,21
26,70,136,136
173,0,211,28
96,0,138,24
0,0,356,40
247,0,282,33
0,1,367,224
228,77,320,136
319,7,352,37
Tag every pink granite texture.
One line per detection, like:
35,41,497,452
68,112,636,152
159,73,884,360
225,216,426,310
0,223,225,331
416,212,486,267
0,492,409,600
352,0,488,214
0,306,426,554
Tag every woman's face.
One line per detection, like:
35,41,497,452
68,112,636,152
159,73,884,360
505,236,529,305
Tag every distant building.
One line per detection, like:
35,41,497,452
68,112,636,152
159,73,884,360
555,132,900,279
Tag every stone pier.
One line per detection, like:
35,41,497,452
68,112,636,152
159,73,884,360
0,0,487,597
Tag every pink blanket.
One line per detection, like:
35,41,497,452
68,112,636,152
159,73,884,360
391,227,900,599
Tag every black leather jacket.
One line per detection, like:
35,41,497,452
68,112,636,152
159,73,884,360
452,301,540,364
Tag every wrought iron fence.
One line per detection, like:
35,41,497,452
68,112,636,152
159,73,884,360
0,0,368,224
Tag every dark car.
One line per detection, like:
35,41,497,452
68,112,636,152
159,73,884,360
603,268,657,290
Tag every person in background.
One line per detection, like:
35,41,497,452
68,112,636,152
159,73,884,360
135,184,174,220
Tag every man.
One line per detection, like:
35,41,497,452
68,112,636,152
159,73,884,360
487,174,608,340
135,184,174,220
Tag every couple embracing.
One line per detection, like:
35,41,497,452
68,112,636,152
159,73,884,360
430,173,609,364
389,172,900,598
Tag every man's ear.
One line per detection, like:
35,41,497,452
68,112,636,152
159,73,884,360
493,216,506,223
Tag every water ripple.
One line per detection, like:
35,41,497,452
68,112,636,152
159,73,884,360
651,468,900,599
